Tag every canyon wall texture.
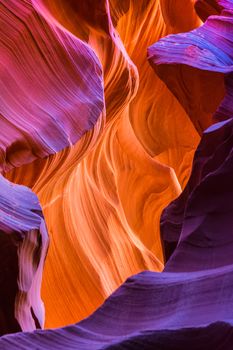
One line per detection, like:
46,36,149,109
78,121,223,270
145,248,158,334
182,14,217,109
1,0,233,349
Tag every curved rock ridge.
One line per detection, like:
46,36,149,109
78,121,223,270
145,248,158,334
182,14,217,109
148,0,233,133
0,175,48,335
5,0,201,328
0,0,104,172
1,267,233,349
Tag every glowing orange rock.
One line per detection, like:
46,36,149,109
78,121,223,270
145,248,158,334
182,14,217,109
5,0,200,328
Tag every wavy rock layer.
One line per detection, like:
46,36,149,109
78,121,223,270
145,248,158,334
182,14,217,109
148,0,233,132
0,0,104,172
2,0,233,348
5,0,200,328
0,175,48,336
1,78,233,348
1,266,233,349
1,0,105,334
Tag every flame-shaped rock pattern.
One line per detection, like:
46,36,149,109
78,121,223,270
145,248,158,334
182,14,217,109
2,85,233,349
5,0,200,328
1,0,233,349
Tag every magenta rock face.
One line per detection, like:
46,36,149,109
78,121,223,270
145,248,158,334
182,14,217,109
0,175,48,335
148,2,233,75
148,0,233,134
2,0,233,349
0,0,104,172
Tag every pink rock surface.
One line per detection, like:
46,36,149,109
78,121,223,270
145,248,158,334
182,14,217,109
2,0,233,349
0,0,104,171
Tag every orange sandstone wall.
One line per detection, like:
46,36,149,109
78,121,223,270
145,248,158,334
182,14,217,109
6,0,200,328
